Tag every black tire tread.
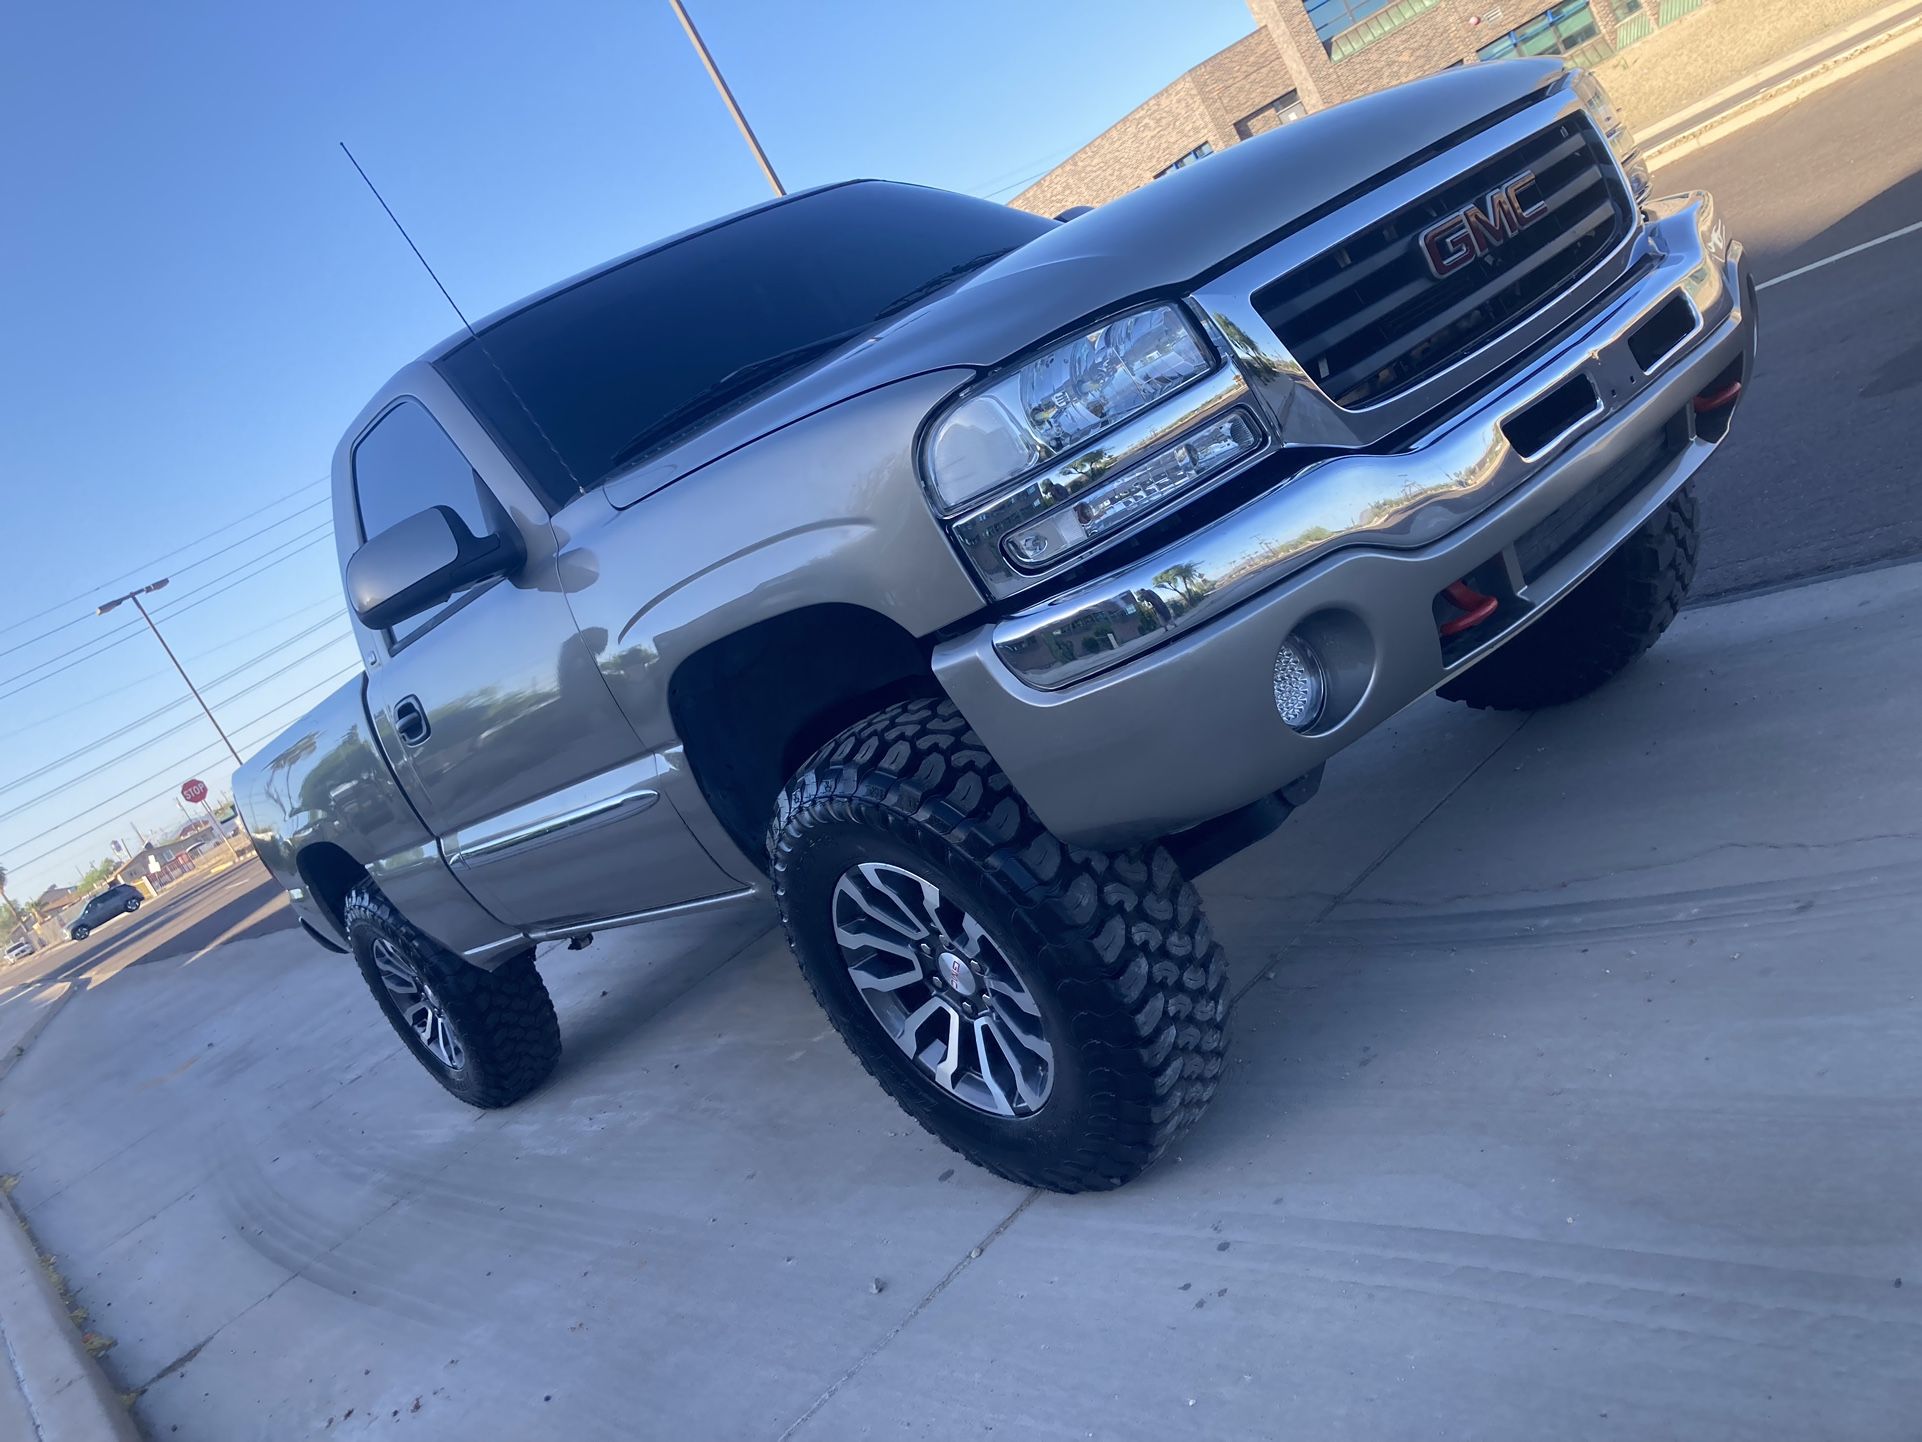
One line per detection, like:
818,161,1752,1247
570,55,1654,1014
1440,484,1699,711
343,883,560,1109
769,698,1227,1193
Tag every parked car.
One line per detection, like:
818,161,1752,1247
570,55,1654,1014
236,60,1754,1191
4,938,34,961
67,883,144,941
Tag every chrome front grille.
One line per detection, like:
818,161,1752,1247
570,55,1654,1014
1254,116,1632,411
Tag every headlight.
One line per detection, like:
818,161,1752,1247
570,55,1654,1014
1570,70,1650,202
924,304,1213,511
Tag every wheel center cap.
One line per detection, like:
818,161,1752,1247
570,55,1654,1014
938,951,977,997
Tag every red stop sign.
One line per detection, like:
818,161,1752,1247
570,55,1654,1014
181,778,209,804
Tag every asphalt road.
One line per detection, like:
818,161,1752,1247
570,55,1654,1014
1654,38,1922,598
1,864,292,992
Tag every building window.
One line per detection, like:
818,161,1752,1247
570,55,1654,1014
1305,0,1395,43
1476,0,1606,61
1236,92,1308,140
1310,0,1442,59
1155,142,1214,179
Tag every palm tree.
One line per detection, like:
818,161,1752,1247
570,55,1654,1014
1152,562,1212,609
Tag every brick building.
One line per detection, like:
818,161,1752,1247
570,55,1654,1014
1014,0,1667,215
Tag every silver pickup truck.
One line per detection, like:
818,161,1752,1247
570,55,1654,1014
237,59,1755,1192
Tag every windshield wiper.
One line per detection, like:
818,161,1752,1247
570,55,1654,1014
872,250,1009,320
601,252,1010,475
604,329,866,473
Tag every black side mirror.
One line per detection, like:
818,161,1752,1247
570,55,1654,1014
346,506,525,631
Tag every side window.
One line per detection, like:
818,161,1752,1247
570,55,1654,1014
352,400,497,646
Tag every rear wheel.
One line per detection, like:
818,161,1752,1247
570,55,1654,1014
1440,483,1699,711
124,899,140,914
770,698,1228,1193
343,883,561,1108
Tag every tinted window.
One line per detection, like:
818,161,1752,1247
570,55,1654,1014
352,400,495,644
436,182,1053,508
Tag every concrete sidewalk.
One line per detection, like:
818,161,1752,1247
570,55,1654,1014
1636,0,1922,152
2,560,1920,1440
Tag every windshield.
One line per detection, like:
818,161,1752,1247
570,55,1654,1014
436,182,1052,508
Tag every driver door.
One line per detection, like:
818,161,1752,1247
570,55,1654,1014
351,396,739,930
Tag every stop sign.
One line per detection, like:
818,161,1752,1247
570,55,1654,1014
181,778,209,804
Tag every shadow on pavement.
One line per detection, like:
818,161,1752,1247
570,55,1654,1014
3,872,295,995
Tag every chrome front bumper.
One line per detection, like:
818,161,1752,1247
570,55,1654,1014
934,195,1756,850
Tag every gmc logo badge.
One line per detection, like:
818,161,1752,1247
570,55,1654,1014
1418,171,1550,278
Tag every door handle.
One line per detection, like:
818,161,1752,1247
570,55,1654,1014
393,695,430,747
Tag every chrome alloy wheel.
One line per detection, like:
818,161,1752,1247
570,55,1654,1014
830,861,1053,1118
371,937,466,1071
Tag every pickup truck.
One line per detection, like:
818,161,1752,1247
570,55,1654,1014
237,60,1755,1192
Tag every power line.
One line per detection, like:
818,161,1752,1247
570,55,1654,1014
981,162,1068,201
231,672,360,749
206,618,351,694
1,740,232,874
2,614,351,794
0,610,105,666
0,474,328,643
0,527,338,706
0,496,333,667
150,524,337,620
0,663,361,875
158,496,332,586
0,595,343,751
962,142,1082,196
181,594,347,669
0,623,146,705
0,629,356,825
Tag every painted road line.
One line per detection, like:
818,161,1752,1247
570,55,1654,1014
1758,219,1922,291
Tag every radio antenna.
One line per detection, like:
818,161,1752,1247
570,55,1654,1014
336,142,586,496
339,141,478,338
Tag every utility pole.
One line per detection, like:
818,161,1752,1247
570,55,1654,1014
667,0,786,196
97,579,244,768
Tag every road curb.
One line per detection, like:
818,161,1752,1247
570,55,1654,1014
0,985,74,1088
1646,14,1922,163
0,1185,140,1442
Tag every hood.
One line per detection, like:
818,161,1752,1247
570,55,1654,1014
606,59,1569,508
874,59,1569,366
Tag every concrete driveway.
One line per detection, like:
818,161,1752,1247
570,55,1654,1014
2,561,1920,1440
5,44,1922,1442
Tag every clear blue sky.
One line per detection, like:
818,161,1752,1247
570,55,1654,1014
0,0,1256,901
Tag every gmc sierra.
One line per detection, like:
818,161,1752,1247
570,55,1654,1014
236,60,1755,1191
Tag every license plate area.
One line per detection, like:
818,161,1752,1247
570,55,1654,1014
1501,372,1605,461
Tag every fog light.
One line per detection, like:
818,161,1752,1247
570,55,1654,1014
1273,635,1326,731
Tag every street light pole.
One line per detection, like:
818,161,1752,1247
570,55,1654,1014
97,579,244,768
666,0,786,197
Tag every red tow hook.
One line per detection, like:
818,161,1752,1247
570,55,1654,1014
1693,379,1743,412
1438,580,1500,638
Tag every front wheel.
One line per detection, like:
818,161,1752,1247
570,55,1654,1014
1440,483,1699,711
343,883,561,1108
70,927,88,942
769,698,1228,1193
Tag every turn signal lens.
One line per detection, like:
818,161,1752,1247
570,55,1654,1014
1002,410,1259,569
